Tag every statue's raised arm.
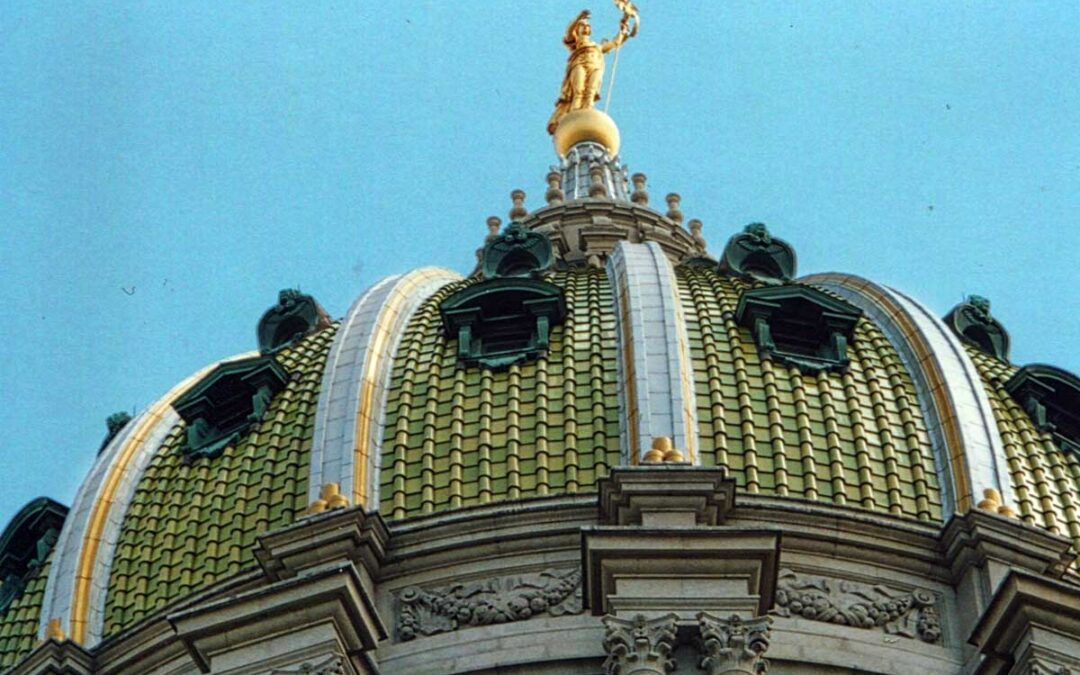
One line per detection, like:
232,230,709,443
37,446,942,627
546,2,639,136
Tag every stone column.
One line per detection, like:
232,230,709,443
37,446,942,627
697,612,772,675
601,613,679,675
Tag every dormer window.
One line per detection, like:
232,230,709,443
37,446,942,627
1006,364,1080,455
441,222,567,370
0,498,67,613
735,285,862,373
173,356,289,460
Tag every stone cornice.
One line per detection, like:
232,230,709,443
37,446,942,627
255,506,389,583
967,570,1080,674
169,562,385,673
7,638,94,675
940,509,1074,581
522,200,700,266
598,466,736,526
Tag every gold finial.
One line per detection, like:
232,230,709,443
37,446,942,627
975,487,1016,518
44,618,66,642
306,482,350,515
547,2,639,155
643,436,686,464
630,173,649,205
665,193,684,225
545,170,565,206
509,190,528,221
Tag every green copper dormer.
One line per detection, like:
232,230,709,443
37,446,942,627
442,222,566,370
1005,364,1080,455
0,498,67,615
944,295,1010,362
173,356,289,460
736,284,862,373
719,223,797,285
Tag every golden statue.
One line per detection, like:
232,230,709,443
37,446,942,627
547,2,639,137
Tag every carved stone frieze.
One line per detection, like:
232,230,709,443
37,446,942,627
268,655,346,674
601,613,679,675
697,612,772,675
772,569,941,643
396,567,582,641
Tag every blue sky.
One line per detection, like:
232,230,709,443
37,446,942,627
1,1,1077,520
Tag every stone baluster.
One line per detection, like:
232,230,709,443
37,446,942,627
631,173,649,206
509,190,528,221
485,216,502,243
688,219,707,253
589,163,609,198
545,170,565,206
665,193,684,225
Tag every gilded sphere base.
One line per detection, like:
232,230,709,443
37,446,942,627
553,109,621,156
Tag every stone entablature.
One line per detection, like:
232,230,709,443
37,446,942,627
521,200,701,267
7,476,1080,675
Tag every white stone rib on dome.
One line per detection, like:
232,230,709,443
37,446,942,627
38,354,256,646
309,267,462,510
607,241,699,463
804,273,1013,518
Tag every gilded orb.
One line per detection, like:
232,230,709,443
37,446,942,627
553,108,621,156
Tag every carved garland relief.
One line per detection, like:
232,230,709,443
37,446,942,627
772,569,942,643
396,567,582,641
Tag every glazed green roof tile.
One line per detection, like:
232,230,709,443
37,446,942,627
380,269,621,519
965,345,1080,552
378,265,944,523
100,324,337,636
677,266,943,522
0,554,50,670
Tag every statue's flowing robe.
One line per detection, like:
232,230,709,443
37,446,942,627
547,43,606,134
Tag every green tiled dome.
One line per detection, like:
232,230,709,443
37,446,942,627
380,269,621,519
376,265,944,523
678,268,942,521
101,326,336,635
0,556,50,670
966,347,1080,545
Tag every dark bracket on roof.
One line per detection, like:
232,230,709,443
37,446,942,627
736,285,862,374
719,223,797,285
98,411,133,455
0,497,68,614
1005,364,1080,455
257,289,332,354
480,222,554,280
944,295,1010,362
443,222,566,370
173,356,289,461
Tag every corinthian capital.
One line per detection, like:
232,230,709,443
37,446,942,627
696,612,772,675
601,613,679,675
